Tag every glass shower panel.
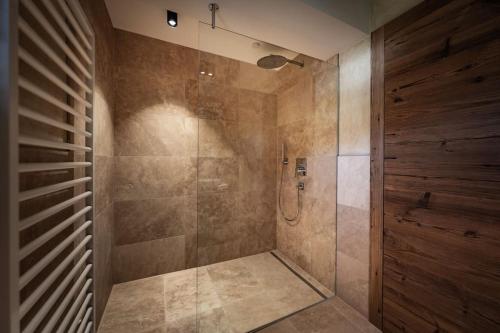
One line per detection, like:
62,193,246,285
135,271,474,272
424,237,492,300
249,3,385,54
195,21,334,332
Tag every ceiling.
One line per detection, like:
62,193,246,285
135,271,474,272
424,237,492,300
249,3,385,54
105,0,369,65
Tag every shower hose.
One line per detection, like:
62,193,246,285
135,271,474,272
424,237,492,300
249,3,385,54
278,162,302,225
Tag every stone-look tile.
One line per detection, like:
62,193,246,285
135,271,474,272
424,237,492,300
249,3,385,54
95,203,114,327
80,0,115,326
238,121,276,160
163,269,197,333
311,232,336,291
102,252,328,333
238,90,276,127
239,157,276,195
197,240,242,267
199,51,240,87
197,81,239,120
112,236,186,283
339,38,371,155
238,62,279,94
275,56,338,293
198,157,239,193
337,205,370,262
337,155,370,210
206,253,323,332
337,156,370,316
114,196,195,245
94,89,115,157
114,156,197,201
198,119,239,158
277,121,314,158
260,297,380,333
115,67,197,119
336,251,369,318
238,191,276,256
115,29,198,81
336,155,370,317
114,113,198,157
95,155,113,215
197,192,239,249
98,275,165,333
272,250,334,297
277,74,314,126
314,63,338,121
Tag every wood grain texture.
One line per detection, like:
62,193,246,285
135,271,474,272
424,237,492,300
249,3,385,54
380,0,500,332
370,26,385,330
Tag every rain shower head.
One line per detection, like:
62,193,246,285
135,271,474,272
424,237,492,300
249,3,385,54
257,54,304,69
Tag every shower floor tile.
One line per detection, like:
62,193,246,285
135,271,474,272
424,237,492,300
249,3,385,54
98,252,325,333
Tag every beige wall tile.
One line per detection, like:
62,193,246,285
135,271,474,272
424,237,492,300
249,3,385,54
114,156,197,201
238,62,280,94
114,196,196,245
197,81,239,121
337,205,369,263
112,29,278,279
197,192,239,249
275,58,338,291
115,29,198,81
336,251,369,318
80,0,115,325
336,155,370,318
337,156,370,210
198,119,239,158
114,114,198,157
95,155,113,215
198,157,239,193
339,38,371,155
113,236,186,283
277,75,314,126
94,89,114,157
94,203,114,326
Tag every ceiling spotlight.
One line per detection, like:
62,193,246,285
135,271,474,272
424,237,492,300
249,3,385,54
167,10,178,28
207,73,213,77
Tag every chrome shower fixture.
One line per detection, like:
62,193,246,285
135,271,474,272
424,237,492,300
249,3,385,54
208,3,219,29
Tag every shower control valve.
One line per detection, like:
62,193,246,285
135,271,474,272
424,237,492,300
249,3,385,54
297,181,305,191
295,158,307,177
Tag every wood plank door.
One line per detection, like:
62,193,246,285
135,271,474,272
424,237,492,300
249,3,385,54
371,0,500,332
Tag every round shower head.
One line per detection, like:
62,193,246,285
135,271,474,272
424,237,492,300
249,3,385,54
257,54,304,70
257,55,288,69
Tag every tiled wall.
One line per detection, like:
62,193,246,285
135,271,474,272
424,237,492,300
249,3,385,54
80,0,115,325
337,38,371,317
275,55,339,291
112,30,198,283
112,30,278,282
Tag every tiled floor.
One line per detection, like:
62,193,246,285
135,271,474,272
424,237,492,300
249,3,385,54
259,297,380,333
98,252,325,333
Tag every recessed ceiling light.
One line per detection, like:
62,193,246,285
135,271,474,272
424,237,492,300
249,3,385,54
207,73,213,76
167,10,178,28
200,71,205,75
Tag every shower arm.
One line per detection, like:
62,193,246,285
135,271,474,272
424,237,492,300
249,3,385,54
286,59,304,68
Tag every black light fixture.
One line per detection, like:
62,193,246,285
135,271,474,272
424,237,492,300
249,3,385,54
166,10,178,28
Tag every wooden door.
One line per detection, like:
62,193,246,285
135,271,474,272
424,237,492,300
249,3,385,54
371,0,500,332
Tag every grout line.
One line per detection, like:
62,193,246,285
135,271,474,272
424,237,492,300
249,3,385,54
269,252,328,300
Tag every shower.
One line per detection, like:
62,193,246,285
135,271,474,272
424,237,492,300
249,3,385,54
257,54,304,69
278,143,305,223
